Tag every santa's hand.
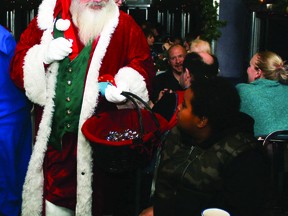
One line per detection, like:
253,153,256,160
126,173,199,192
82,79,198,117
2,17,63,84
44,37,73,64
105,85,127,103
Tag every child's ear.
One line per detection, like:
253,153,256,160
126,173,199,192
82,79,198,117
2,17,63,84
197,116,208,128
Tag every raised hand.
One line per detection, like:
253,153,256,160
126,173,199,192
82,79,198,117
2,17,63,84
44,37,73,64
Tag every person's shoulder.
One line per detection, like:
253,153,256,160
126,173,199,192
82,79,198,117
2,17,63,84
157,70,170,77
236,81,261,96
216,131,259,158
119,10,137,24
119,10,129,18
236,82,250,91
153,70,169,81
164,126,188,149
0,25,11,37
0,25,16,55
118,11,144,34
0,25,14,42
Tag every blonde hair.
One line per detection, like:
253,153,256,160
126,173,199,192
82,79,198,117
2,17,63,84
256,51,288,84
190,39,211,54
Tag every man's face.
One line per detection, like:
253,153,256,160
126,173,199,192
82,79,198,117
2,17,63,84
177,88,201,135
70,0,115,44
168,46,186,75
79,0,109,10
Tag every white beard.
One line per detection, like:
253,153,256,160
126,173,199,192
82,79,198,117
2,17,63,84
70,0,117,45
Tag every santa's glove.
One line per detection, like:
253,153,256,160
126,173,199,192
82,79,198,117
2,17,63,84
43,37,73,64
105,84,128,103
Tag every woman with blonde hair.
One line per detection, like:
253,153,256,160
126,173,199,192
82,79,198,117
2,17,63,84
190,38,211,54
237,51,288,137
246,51,288,83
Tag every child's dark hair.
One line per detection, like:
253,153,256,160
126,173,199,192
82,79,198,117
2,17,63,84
143,28,154,38
183,52,219,81
190,77,240,132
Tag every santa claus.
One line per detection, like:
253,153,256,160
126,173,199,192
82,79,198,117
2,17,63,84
10,0,155,215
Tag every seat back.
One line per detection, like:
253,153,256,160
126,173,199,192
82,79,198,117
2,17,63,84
263,130,288,215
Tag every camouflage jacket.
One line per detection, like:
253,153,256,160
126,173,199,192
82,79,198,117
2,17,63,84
154,126,269,216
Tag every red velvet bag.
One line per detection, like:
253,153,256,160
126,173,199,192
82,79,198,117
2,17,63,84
82,92,168,173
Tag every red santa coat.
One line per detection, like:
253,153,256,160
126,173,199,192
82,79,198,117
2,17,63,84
10,0,155,215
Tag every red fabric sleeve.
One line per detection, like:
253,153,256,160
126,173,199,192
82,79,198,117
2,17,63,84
99,11,155,95
10,17,44,89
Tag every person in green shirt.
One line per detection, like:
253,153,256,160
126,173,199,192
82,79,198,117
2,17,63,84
236,51,288,137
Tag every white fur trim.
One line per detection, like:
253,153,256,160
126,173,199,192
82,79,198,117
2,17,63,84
75,4,119,215
22,63,59,216
37,0,57,30
23,29,54,106
115,67,149,108
22,14,58,215
45,200,75,215
56,19,71,31
23,45,47,106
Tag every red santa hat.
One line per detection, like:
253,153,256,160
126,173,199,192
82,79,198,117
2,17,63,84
54,0,82,60
54,0,71,19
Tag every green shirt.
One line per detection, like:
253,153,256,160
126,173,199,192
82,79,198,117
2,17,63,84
237,79,288,137
48,20,92,150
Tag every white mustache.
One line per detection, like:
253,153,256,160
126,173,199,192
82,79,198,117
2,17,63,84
87,2,106,7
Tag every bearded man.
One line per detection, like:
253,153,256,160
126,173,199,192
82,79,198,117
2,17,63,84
10,0,155,215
